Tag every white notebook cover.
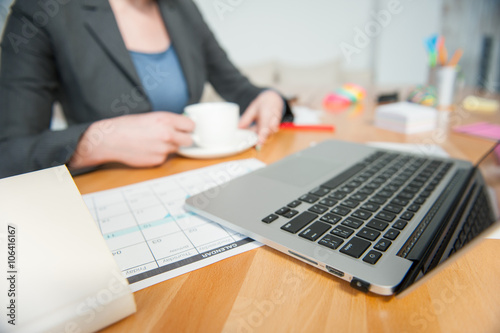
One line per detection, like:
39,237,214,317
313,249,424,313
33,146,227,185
0,166,136,333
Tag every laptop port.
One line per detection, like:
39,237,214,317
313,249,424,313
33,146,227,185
325,265,344,277
288,250,318,265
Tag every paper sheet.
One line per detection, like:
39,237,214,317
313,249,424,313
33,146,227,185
291,105,322,125
83,159,264,292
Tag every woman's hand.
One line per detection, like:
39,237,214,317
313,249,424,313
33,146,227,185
238,90,284,145
69,112,194,169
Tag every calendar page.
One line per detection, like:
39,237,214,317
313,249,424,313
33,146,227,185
83,159,264,292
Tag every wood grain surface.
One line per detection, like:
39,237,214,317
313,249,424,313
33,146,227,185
74,94,500,333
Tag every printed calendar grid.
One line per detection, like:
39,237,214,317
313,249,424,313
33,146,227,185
83,159,264,291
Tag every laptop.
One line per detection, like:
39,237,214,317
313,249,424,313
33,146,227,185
185,139,500,295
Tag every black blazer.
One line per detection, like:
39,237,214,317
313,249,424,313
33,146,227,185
0,0,268,178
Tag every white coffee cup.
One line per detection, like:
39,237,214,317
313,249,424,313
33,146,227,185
184,102,239,149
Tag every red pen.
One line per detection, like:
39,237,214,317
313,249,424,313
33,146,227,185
280,122,335,132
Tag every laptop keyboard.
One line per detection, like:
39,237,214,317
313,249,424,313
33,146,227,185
262,151,452,265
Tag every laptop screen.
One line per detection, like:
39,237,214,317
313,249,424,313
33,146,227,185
399,141,500,296
475,141,500,222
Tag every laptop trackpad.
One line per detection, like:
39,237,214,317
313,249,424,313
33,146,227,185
258,157,341,188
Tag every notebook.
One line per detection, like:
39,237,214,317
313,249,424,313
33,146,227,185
0,166,136,332
185,139,500,295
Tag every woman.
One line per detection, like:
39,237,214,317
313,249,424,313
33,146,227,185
0,0,290,178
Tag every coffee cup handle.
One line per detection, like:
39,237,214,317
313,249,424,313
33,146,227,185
191,133,201,147
185,114,199,147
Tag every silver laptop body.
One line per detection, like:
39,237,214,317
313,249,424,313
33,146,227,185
185,140,499,295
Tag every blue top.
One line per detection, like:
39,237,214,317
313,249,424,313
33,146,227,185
129,47,189,114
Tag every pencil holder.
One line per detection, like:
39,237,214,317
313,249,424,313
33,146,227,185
437,66,457,109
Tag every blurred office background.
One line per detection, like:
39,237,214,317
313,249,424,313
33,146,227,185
1,0,499,103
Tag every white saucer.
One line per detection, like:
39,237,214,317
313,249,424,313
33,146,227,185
178,129,258,159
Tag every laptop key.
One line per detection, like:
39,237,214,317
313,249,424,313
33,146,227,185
321,163,366,190
397,191,415,200
350,193,368,201
347,180,362,188
310,187,330,197
320,213,342,224
352,209,372,220
383,228,400,240
360,202,380,212
341,217,364,229
262,214,279,224
340,237,371,258
341,199,359,208
369,196,387,205
318,234,344,250
331,206,351,216
329,192,346,200
383,185,399,193
374,239,392,251
338,186,355,194
407,204,421,212
299,194,319,203
377,190,393,198
275,207,291,215
391,197,409,206
393,220,408,230
299,222,331,241
414,196,426,204
363,250,382,265
319,198,337,207
420,190,432,198
287,200,302,208
283,209,299,218
357,227,380,241
404,185,420,193
358,187,374,195
309,204,329,215
331,225,354,239
366,219,389,231
281,211,317,233
375,211,396,222
400,211,414,220
383,204,403,214
410,180,424,188
425,185,436,191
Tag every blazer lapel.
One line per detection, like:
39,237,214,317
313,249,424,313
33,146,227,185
81,0,143,89
158,1,199,104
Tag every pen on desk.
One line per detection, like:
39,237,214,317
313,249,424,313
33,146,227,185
280,122,335,132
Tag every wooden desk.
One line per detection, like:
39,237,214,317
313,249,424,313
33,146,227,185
75,99,500,333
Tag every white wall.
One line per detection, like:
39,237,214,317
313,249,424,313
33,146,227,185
194,0,448,86
193,0,375,70
373,0,443,86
